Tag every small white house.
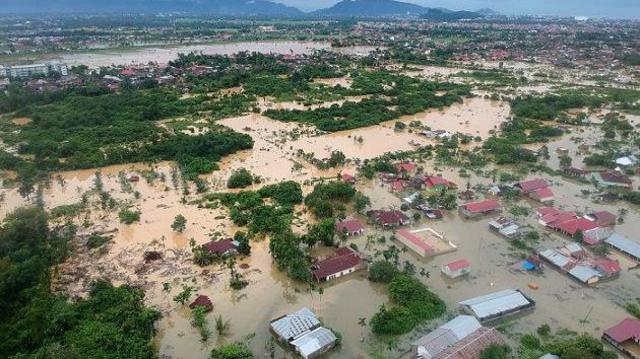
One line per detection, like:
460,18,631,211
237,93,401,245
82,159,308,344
442,259,471,278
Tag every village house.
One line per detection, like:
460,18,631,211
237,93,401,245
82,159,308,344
311,247,364,282
367,209,410,227
424,175,456,190
515,178,555,203
459,289,535,323
203,239,239,257
335,219,364,236
584,210,617,227
189,295,214,312
340,173,356,184
488,217,521,239
459,199,502,219
270,308,337,359
412,315,505,359
593,258,622,280
396,228,456,258
602,317,640,359
395,162,417,174
442,259,471,279
592,170,633,189
605,233,640,263
583,227,614,246
563,167,587,178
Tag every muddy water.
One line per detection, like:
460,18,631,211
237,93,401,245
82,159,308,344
50,41,378,68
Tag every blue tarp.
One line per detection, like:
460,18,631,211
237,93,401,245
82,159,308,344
522,260,536,271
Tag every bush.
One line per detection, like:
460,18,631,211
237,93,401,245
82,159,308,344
480,344,512,359
227,168,254,189
211,343,254,359
118,208,141,224
370,305,415,335
368,260,398,283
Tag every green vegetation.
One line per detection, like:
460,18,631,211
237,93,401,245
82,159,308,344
173,285,194,305
368,260,399,283
191,306,212,341
0,207,160,358
211,343,254,359
171,214,187,233
269,230,312,282
304,181,357,219
227,168,255,189
86,233,114,249
264,72,470,132
370,274,446,336
480,344,512,359
119,207,141,224
515,327,617,359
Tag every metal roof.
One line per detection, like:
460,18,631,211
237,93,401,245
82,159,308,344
441,315,482,340
270,307,320,341
290,327,337,358
414,315,481,359
540,354,561,359
538,249,572,269
459,289,532,320
568,265,601,283
606,233,640,259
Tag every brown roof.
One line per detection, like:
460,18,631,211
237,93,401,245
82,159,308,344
599,171,632,184
203,239,236,255
312,247,361,280
436,327,505,359
189,295,213,312
336,219,364,233
517,178,549,193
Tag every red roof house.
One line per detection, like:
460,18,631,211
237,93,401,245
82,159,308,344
312,247,363,282
602,318,640,358
516,178,549,193
585,211,617,227
340,173,356,184
459,200,501,218
367,210,410,227
553,217,599,236
336,219,365,236
203,239,238,256
593,259,621,278
425,176,456,189
391,179,407,192
189,295,214,312
397,229,435,257
530,187,555,204
442,259,471,279
396,162,417,173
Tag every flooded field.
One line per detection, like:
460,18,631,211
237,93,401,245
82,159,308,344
44,41,378,68
1,58,639,359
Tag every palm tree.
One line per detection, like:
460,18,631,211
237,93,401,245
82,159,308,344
215,315,231,336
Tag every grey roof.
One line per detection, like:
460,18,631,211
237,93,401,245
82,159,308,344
270,307,320,341
565,243,583,253
459,289,532,320
414,315,481,359
290,326,337,358
539,249,572,268
606,233,640,259
583,227,613,242
540,354,560,359
568,265,601,283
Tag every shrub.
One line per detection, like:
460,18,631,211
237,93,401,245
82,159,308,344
211,343,254,359
118,208,141,224
227,168,254,189
368,260,398,283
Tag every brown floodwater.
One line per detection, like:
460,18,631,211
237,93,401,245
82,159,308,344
2,67,639,358
47,41,379,68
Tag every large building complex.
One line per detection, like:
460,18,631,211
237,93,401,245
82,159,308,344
0,61,68,78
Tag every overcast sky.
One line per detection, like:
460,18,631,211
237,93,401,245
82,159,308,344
276,0,640,19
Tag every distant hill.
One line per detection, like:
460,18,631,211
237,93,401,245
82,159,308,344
2,0,304,16
421,8,484,21
312,0,427,17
